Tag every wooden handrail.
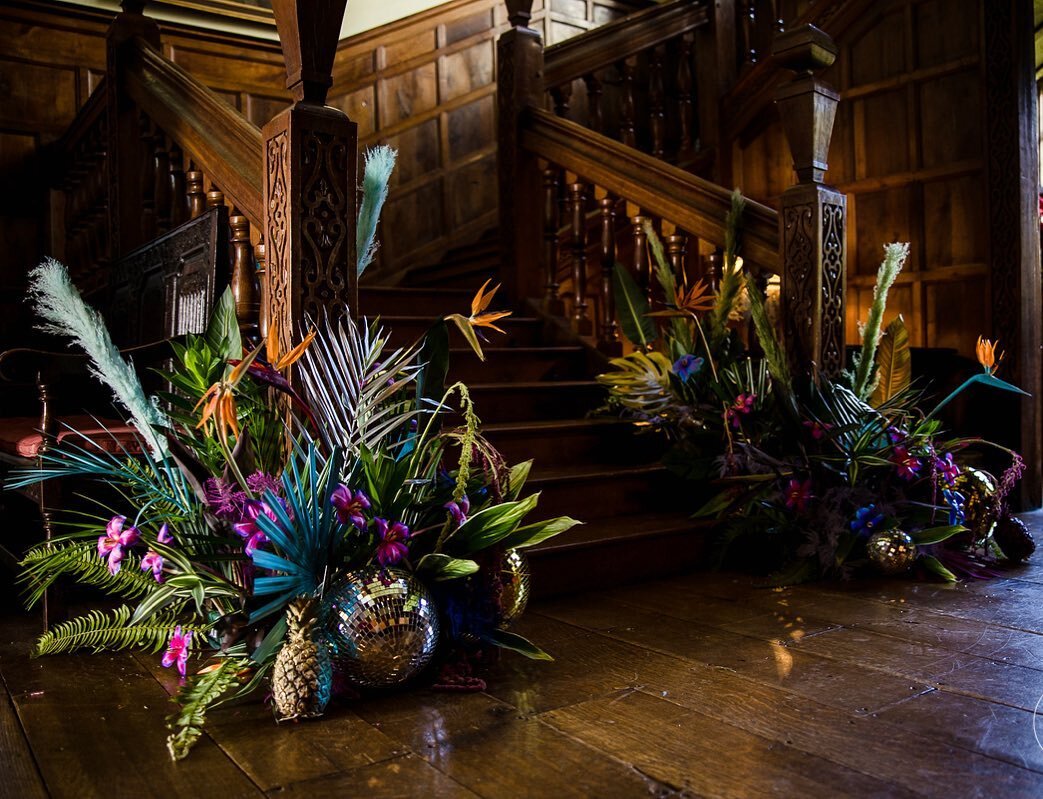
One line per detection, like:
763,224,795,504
521,108,779,273
123,36,263,226
56,78,108,161
543,0,709,89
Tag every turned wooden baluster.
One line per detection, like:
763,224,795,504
568,182,592,335
618,57,637,148
186,170,205,218
138,114,156,241
255,241,268,339
648,45,666,159
583,74,603,134
541,166,564,314
598,196,620,353
153,131,171,232
666,234,687,285
230,214,259,339
742,0,758,65
706,250,723,292
676,34,695,154
206,188,225,210
168,144,186,227
631,215,650,304
550,83,573,118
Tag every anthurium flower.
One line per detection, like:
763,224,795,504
373,518,410,566
331,485,371,529
672,354,704,381
445,496,470,526
942,489,966,526
935,453,960,486
162,626,192,677
976,336,1003,375
234,500,277,555
156,523,174,544
891,445,922,481
97,516,140,575
140,550,164,583
783,478,813,513
195,340,265,447
850,505,885,536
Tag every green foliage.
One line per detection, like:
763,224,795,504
499,515,582,550
745,274,792,400
612,261,656,347
481,629,553,660
416,553,480,581
166,656,250,761
851,243,909,399
710,191,746,347
204,288,242,362
596,351,674,418
32,606,205,657
446,493,541,554
20,541,154,609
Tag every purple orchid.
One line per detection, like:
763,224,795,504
673,354,704,381
330,485,371,529
373,518,410,566
140,550,164,583
445,496,470,526
161,626,192,677
234,500,277,555
157,523,174,544
97,516,140,575
934,453,960,486
783,478,813,513
850,505,885,536
725,393,756,430
891,446,922,481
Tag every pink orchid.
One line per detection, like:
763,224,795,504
330,485,371,529
140,550,164,583
725,393,756,429
891,446,922,481
444,496,470,526
161,626,192,677
802,420,833,441
234,500,277,555
157,523,174,544
97,516,140,575
783,478,813,513
373,518,410,566
935,453,960,486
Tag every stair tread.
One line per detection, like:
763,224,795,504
483,417,630,434
531,510,710,553
449,346,583,354
528,462,668,482
469,379,598,389
361,285,474,294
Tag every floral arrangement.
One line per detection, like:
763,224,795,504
598,192,1032,584
10,149,579,759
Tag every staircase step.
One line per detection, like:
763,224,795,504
527,463,687,520
467,380,604,423
359,286,474,317
483,418,663,468
449,346,588,383
528,511,712,597
380,315,544,348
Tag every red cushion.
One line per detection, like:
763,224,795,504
0,416,145,458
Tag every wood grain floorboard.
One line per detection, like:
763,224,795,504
0,677,47,799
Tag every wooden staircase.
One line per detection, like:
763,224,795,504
366,283,708,595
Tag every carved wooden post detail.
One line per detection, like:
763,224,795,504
774,25,845,380
264,0,357,357
498,0,544,303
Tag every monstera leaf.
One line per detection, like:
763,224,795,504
870,315,911,407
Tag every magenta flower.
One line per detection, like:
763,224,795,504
891,446,922,481
204,477,245,520
161,626,192,677
783,478,813,513
445,496,470,526
725,393,756,429
802,420,833,441
246,471,281,496
330,485,371,529
157,523,174,544
935,452,960,486
373,518,410,566
140,550,164,583
97,516,140,575
234,500,277,555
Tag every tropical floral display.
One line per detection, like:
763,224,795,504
9,148,579,760
597,191,1031,584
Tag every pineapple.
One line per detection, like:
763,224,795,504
272,596,332,721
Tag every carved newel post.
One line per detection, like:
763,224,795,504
497,0,545,304
773,25,846,379
264,0,357,356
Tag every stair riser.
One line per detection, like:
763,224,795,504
449,351,587,383
359,290,472,317
485,427,664,468
383,319,544,348
530,470,689,520
464,385,604,423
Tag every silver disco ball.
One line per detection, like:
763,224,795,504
323,567,440,687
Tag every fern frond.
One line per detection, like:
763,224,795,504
745,274,792,398
167,656,250,761
20,541,154,608
32,606,204,657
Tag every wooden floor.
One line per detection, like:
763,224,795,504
5,517,1043,797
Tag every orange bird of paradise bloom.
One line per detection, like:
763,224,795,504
445,279,512,360
195,340,265,447
648,279,715,318
264,318,316,372
976,336,1003,375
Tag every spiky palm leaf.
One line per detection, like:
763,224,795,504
32,605,205,657
297,314,427,455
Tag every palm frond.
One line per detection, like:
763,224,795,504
745,274,792,399
32,605,205,657
167,656,249,761
20,540,154,608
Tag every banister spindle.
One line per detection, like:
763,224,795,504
649,45,666,159
206,188,225,210
542,166,564,314
583,74,603,134
153,131,171,232
598,196,619,353
255,241,268,340
618,57,637,148
550,83,573,118
568,182,592,335
138,114,156,241
666,233,687,283
186,170,205,219
631,215,650,304
168,144,186,227
230,214,259,339
676,34,695,154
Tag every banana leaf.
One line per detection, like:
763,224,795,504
612,261,656,347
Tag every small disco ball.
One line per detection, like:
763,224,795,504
323,567,440,687
953,468,998,542
866,529,917,575
498,549,531,628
